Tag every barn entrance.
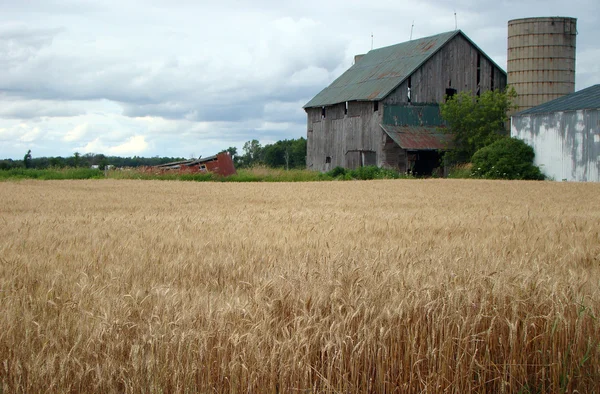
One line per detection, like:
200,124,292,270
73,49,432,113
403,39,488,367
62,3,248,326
380,124,452,177
407,150,443,176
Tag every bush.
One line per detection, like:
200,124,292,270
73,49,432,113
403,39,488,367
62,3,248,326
328,166,347,178
446,164,473,179
471,138,545,180
326,166,405,180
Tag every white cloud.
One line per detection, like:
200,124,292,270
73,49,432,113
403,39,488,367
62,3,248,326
109,135,149,155
63,123,88,142
76,135,149,156
0,0,598,159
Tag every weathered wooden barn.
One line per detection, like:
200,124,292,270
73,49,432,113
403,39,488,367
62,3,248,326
511,84,600,182
304,30,507,174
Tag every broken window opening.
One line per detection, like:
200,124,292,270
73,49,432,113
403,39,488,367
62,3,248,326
374,101,379,112
325,156,331,164
407,76,412,103
445,88,457,101
344,102,348,115
321,107,326,118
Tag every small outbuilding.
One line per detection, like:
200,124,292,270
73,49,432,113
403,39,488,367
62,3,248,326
511,84,600,182
304,30,507,174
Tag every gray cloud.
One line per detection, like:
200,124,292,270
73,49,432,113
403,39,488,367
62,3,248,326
0,0,598,159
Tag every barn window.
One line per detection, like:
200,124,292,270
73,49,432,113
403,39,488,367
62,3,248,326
407,76,412,103
374,101,379,112
325,156,331,164
445,88,457,100
321,107,326,118
344,101,348,115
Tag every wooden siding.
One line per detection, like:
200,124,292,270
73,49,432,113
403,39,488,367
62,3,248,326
306,101,384,172
307,34,507,171
381,134,407,172
383,35,507,105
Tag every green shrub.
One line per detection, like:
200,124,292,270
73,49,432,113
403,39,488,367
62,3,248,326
446,164,473,179
328,166,347,178
471,138,545,180
326,165,405,180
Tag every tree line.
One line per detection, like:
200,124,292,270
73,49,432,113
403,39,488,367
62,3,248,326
221,137,306,169
1,152,189,170
1,137,307,170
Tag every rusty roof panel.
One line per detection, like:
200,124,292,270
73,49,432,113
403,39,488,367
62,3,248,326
304,31,459,108
380,124,453,150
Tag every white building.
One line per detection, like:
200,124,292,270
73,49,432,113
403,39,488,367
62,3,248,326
511,84,600,182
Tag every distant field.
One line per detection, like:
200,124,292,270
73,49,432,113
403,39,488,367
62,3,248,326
1,179,599,393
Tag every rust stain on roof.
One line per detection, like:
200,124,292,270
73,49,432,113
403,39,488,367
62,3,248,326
380,124,453,150
419,40,436,52
304,31,460,108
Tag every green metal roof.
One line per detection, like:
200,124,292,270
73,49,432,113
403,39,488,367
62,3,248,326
516,85,600,115
305,30,506,108
304,31,456,108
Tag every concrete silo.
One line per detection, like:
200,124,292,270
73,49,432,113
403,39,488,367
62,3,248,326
508,17,577,113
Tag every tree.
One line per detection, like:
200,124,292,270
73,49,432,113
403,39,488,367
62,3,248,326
471,137,544,180
441,87,517,164
23,150,32,168
261,138,306,169
240,139,263,167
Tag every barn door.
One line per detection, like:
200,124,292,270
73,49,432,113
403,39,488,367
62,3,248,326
361,151,376,167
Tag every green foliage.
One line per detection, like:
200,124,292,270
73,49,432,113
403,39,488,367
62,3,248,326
326,166,409,180
441,88,517,164
2,138,306,171
0,168,104,181
0,166,411,183
446,164,473,179
239,139,263,167
261,138,306,169
471,138,545,180
1,153,188,169
237,138,307,169
328,166,347,178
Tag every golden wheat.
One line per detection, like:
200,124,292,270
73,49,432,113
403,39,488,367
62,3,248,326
1,179,599,393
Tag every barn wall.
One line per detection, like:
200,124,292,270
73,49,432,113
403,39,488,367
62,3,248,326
381,134,407,172
306,101,383,172
511,109,600,182
383,34,507,106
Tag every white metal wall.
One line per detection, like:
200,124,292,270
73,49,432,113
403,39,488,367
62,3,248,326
511,109,600,182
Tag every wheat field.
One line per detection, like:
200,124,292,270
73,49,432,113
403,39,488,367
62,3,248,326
1,179,599,393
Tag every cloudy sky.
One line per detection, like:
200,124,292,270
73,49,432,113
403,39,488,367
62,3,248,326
1,0,598,159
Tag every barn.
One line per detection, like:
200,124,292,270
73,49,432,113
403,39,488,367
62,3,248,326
304,30,507,174
511,84,600,182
